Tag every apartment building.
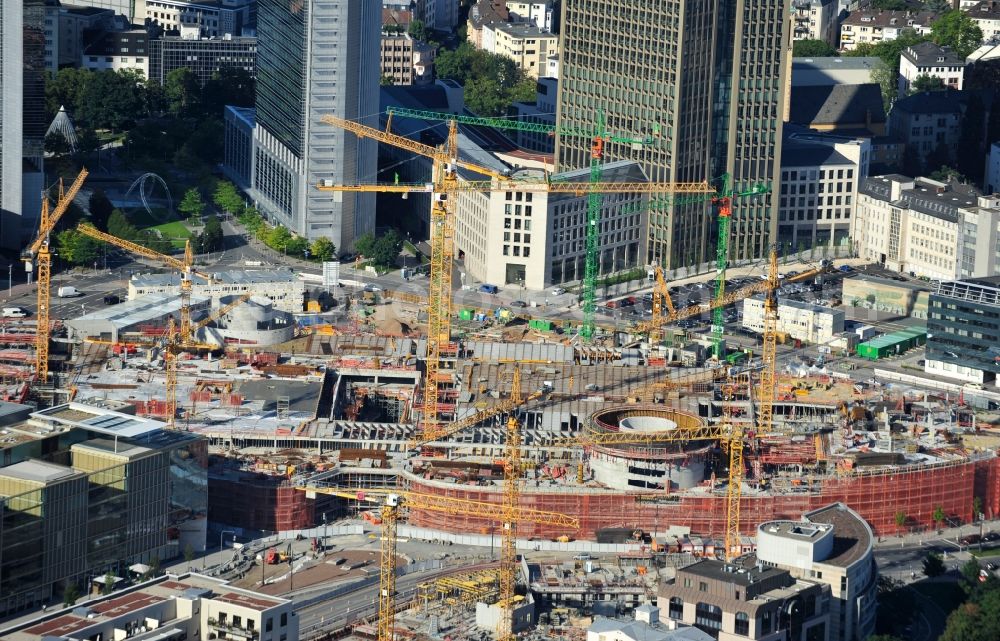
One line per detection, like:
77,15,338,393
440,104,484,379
144,0,253,38
899,42,965,95
3,573,297,641
791,0,838,43
148,35,257,85
742,296,846,344
0,403,207,617
839,10,938,51
968,0,1000,42
778,128,871,252
484,22,557,78
128,268,305,313
466,0,508,48
756,504,877,641
453,160,648,290
380,33,435,86
506,0,554,32
658,560,830,640
852,174,983,280
81,27,150,75
887,89,966,168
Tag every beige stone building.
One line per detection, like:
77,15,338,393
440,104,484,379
485,22,557,78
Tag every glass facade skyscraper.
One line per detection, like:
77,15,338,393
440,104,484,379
249,0,380,251
556,0,790,270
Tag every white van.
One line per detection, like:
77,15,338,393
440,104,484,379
2,307,29,318
57,286,82,298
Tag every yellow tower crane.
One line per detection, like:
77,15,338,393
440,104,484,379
316,114,712,441
298,486,577,641
649,266,676,346
21,169,88,383
76,223,241,426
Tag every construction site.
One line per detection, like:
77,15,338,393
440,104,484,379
4,115,1000,641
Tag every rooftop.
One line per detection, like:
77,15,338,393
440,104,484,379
841,9,939,28
789,83,886,127
468,0,509,30
902,41,964,67
891,88,966,115
679,559,787,588
32,403,170,439
860,174,981,222
0,459,82,485
781,141,853,168
589,616,713,641
792,56,881,71
64,292,211,331
131,267,299,288
491,22,557,37
968,0,1000,20
803,502,874,568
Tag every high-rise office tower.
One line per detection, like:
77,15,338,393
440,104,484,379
0,0,47,250
556,1,791,269
251,0,379,250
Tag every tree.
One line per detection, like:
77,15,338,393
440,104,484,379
88,189,114,230
925,142,954,173
102,572,116,595
164,67,200,117
310,237,336,262
183,544,196,564
149,555,161,576
77,69,147,131
910,74,945,93
201,67,255,116
178,188,205,223
872,0,909,8
924,0,952,12
45,67,92,119
923,551,946,577
933,504,946,530
213,180,243,215
62,582,80,607
974,496,984,520
199,215,224,253
961,558,983,593
107,209,140,243
894,510,907,535
793,39,837,57
370,229,404,268
872,60,900,111
76,127,100,156
265,225,292,252
408,18,429,42
56,229,102,265
355,232,377,258
45,131,71,155
287,235,309,258
932,10,984,59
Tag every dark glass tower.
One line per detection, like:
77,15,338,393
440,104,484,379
256,0,307,156
556,0,790,270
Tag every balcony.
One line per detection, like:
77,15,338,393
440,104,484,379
206,618,260,640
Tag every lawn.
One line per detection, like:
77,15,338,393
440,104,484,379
148,220,192,250
911,582,966,614
973,546,1000,558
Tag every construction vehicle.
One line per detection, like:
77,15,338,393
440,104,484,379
264,544,292,564
317,114,710,440
21,168,88,383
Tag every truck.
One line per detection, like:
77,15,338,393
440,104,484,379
1,307,29,318
57,286,82,298
264,544,292,564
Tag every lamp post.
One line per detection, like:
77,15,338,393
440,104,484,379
217,530,235,569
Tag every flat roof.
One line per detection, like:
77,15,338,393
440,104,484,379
65,292,210,329
0,459,82,485
131,267,299,288
792,56,880,71
32,403,170,439
71,438,154,460
679,559,787,587
804,503,874,568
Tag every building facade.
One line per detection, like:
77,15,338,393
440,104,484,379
51,5,116,70
0,0,46,250
887,90,966,169
148,35,257,85
81,28,150,75
898,42,965,95
484,22,557,78
778,129,871,252
556,1,791,270
223,105,255,189
926,278,1000,384
0,403,207,617
4,573,298,641
742,296,846,344
247,0,379,250
968,0,1000,43
839,10,938,52
852,174,983,280
128,268,305,313
144,0,253,38
986,141,1000,194
791,0,838,43
756,503,877,641
453,161,648,290
658,559,831,640
509,77,557,153
506,0,554,32
380,33,434,86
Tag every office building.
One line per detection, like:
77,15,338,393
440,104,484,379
223,105,255,189
143,0,253,38
898,42,965,95
0,1,46,251
454,161,648,291
380,33,434,86
926,278,1000,383
3,572,298,641
247,0,379,249
148,35,257,85
0,403,207,617
556,1,791,269
756,503,877,641
658,559,830,640
81,27,150,76
742,296,846,344
791,0,838,43
415,0,459,31
852,174,984,280
987,141,1000,194
778,128,871,252
839,10,938,52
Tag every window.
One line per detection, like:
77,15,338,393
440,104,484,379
668,597,683,619
735,611,750,636
233,616,242,628
266,618,273,632
280,612,288,627
683,578,692,588
695,602,722,631
698,581,708,592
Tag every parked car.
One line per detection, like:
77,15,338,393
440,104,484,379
511,300,528,308
551,287,566,296
838,265,853,273
103,294,122,305
479,284,499,294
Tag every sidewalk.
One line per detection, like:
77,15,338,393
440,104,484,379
875,519,997,550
